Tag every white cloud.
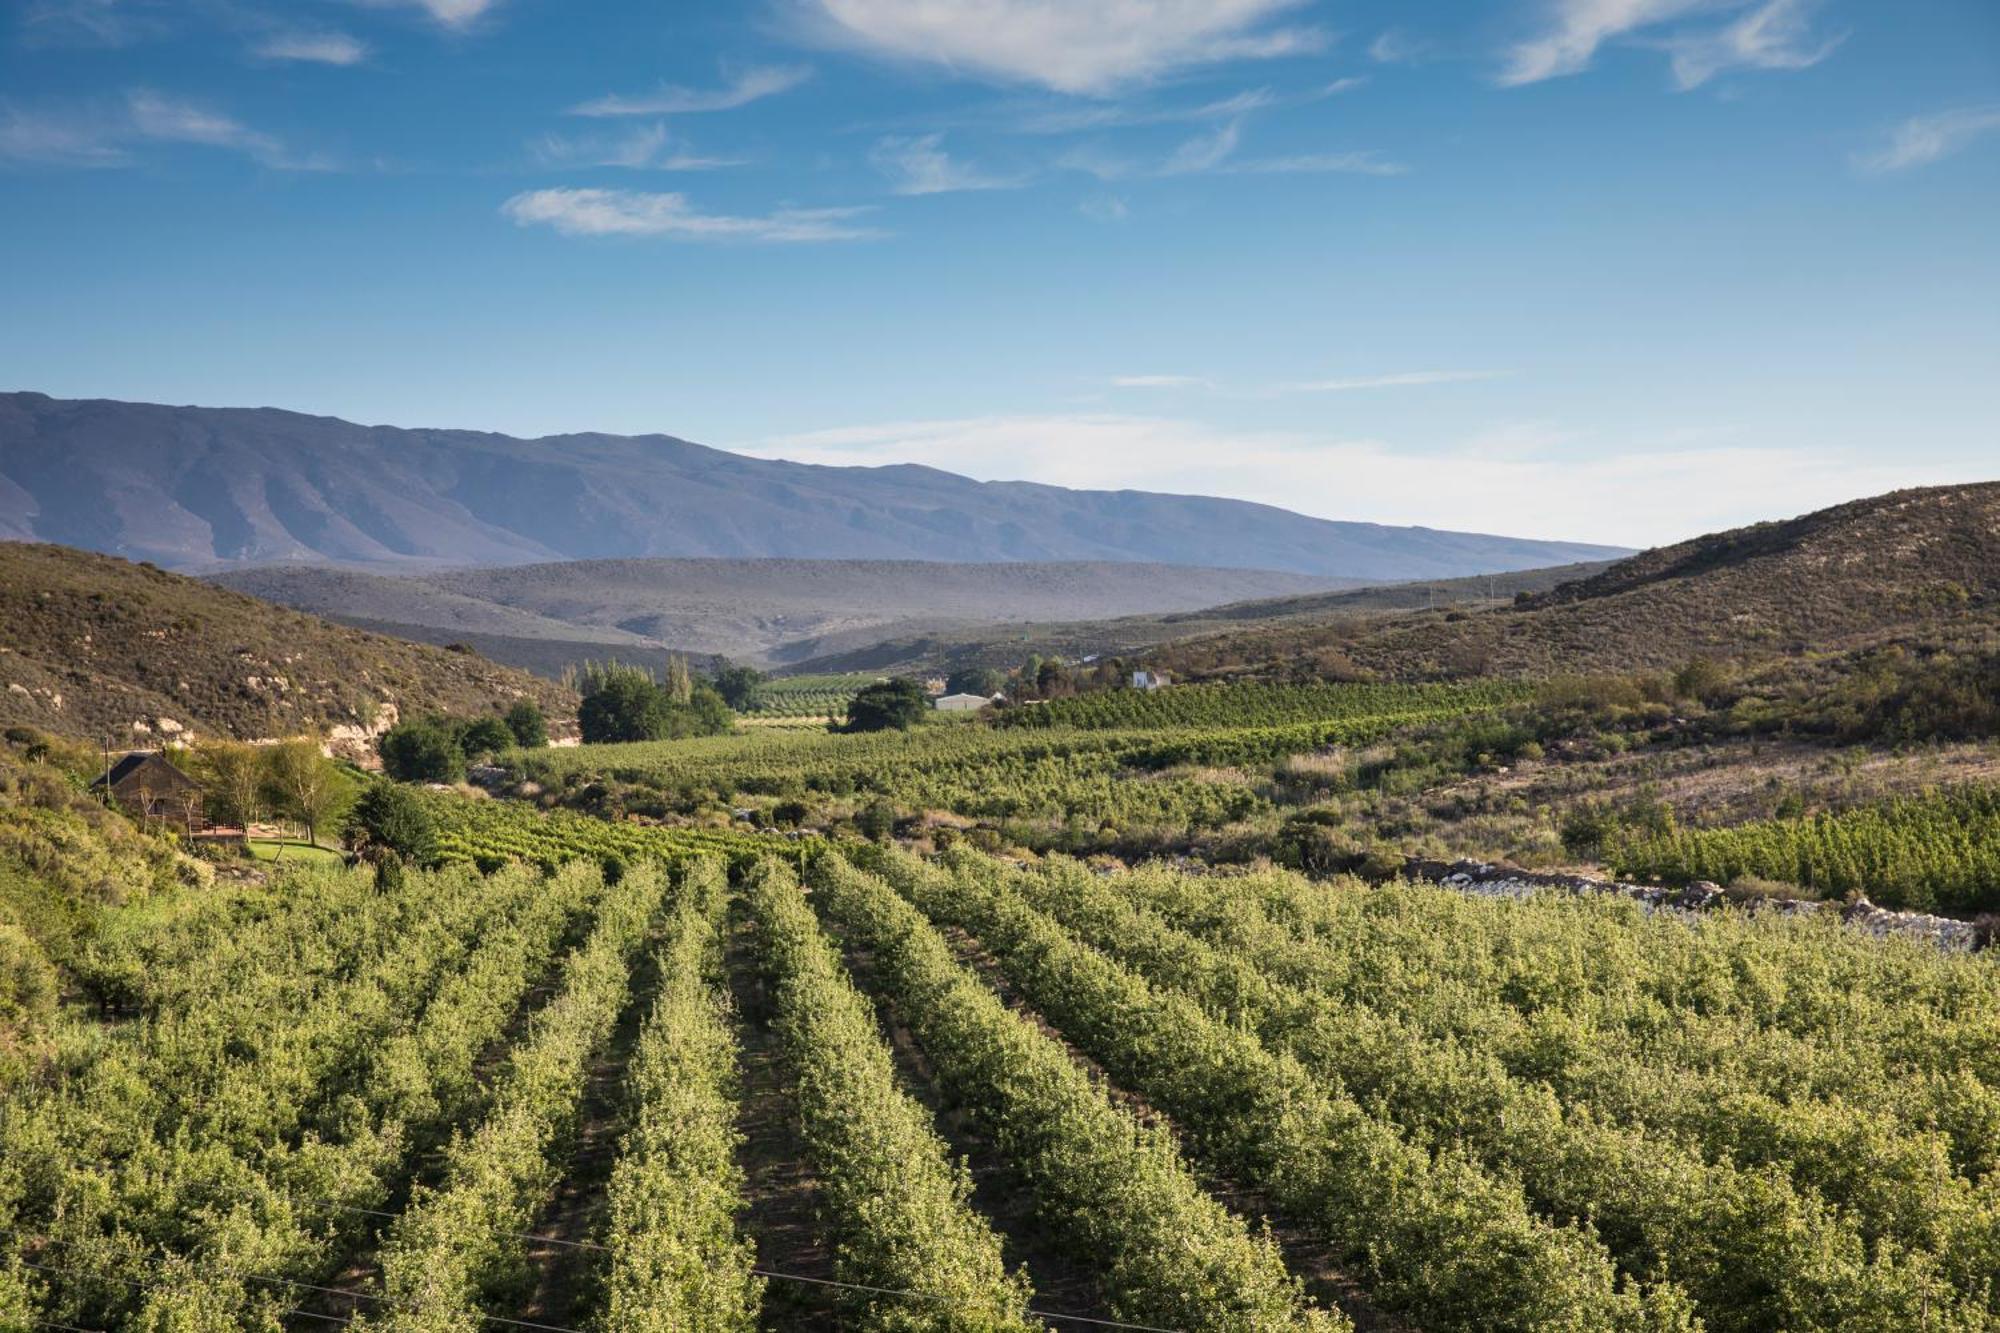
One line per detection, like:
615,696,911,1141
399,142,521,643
1663,0,1842,89
870,133,1023,194
255,32,368,65
20,0,155,47
1276,370,1505,393
1067,120,1405,180
531,123,742,171
0,106,128,166
2,94,325,170
1161,119,1242,174
569,66,812,118
1855,104,2000,173
800,0,1329,96
739,411,1970,547
1368,29,1428,64
393,0,497,28
1079,193,1130,222
124,91,330,169
501,187,883,242
1111,374,1212,388
1499,0,1836,88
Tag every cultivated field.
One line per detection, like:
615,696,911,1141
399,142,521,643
9,791,2000,1331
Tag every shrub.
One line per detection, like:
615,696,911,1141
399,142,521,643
504,700,549,748
350,784,439,865
379,717,467,784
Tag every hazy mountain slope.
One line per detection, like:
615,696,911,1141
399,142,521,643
1157,484,2000,681
216,558,1361,670
0,392,1628,578
780,559,1619,676
0,544,571,744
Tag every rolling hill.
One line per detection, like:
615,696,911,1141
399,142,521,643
213,558,1361,672
1155,483,2000,681
0,543,572,747
0,391,1626,578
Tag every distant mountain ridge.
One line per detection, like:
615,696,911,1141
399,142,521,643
0,392,1627,578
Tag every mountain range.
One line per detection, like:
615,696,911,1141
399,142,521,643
0,392,1626,579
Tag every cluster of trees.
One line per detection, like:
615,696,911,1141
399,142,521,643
378,700,547,783
578,660,734,744
187,739,354,848
835,678,929,733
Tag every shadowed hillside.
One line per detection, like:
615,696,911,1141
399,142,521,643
214,558,1363,671
0,544,572,744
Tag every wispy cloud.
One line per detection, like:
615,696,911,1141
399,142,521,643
1275,370,1505,393
1368,29,1429,64
1067,118,1405,181
1161,120,1242,174
0,105,129,166
20,0,160,47
1662,0,1843,89
741,411,1968,547
1111,374,1212,389
869,133,1024,194
501,187,883,242
1107,369,1499,396
3,92,326,170
569,66,812,118
799,0,1329,96
1854,104,2000,173
1499,0,1838,88
255,31,368,65
531,122,742,171
379,0,499,29
127,90,326,169
1079,194,1129,223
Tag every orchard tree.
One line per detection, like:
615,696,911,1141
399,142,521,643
262,741,353,849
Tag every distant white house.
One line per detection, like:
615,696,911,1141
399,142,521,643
1132,670,1172,691
934,692,1000,712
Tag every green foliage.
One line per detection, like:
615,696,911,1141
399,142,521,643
873,849,1676,1333
600,860,762,1331
1608,784,2000,913
460,714,515,758
945,666,1006,696
709,662,767,712
365,861,669,1325
349,782,440,865
811,853,1348,1332
379,715,469,783
580,662,734,744
745,859,1036,1330
839,678,929,733
504,698,549,748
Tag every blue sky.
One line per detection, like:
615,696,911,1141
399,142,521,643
2,0,1995,546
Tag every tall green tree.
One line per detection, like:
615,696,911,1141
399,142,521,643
841,679,929,733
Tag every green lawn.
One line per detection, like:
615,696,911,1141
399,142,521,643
247,838,347,865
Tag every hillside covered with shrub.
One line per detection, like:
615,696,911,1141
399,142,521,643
0,544,573,745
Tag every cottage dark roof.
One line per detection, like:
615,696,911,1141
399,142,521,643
92,752,199,791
